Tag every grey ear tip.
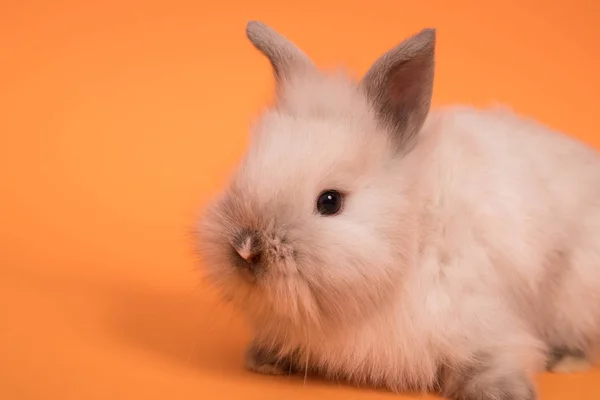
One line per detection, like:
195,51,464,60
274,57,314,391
246,20,267,36
413,28,436,49
421,28,436,39
246,20,261,29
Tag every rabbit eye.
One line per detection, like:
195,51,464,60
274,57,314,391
316,190,343,216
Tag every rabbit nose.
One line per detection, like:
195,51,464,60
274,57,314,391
233,230,262,270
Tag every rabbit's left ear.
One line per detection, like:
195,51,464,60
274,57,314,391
360,29,436,152
246,21,317,86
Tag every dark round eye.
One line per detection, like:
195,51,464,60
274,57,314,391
316,190,343,216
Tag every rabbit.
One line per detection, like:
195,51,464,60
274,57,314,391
197,20,600,400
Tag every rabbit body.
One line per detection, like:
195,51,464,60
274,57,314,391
198,22,600,400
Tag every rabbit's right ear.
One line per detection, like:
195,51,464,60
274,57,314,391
246,21,316,86
360,29,436,153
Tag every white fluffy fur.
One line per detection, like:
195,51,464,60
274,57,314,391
198,23,600,399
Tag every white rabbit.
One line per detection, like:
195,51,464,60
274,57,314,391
197,21,600,400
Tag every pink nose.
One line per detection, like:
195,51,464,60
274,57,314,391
233,230,262,269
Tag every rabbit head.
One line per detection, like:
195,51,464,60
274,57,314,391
198,21,435,335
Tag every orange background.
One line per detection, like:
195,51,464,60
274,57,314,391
1,1,599,399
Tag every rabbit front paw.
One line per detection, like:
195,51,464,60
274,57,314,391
546,347,593,374
439,354,537,400
244,342,298,376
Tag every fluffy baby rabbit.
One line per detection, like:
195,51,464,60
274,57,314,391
198,21,600,399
